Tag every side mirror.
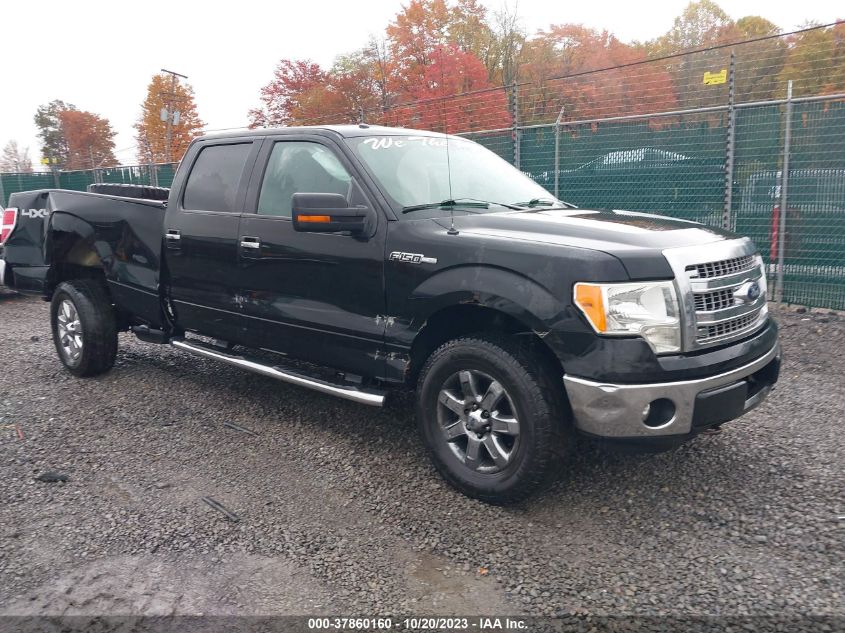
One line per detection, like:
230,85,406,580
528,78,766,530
292,192,371,234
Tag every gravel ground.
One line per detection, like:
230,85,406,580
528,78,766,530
0,294,842,622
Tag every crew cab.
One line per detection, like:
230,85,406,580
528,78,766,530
0,125,781,503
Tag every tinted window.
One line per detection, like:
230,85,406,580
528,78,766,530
183,143,252,212
258,142,352,217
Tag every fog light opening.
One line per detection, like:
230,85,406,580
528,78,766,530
643,398,676,428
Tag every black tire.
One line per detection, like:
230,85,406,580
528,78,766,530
50,279,118,377
86,183,170,201
416,335,574,504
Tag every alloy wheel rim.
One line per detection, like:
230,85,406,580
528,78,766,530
56,299,83,364
436,369,520,474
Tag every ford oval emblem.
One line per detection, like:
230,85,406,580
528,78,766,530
735,281,762,304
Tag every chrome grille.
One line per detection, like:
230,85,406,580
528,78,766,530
664,240,769,352
685,254,756,279
697,311,759,341
687,255,766,346
694,288,734,312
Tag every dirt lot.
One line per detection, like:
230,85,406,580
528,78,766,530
0,294,842,623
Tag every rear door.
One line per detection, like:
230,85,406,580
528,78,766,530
236,133,387,378
164,137,261,341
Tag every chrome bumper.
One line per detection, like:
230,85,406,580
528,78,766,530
563,343,781,438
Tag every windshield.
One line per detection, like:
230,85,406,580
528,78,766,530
346,134,563,218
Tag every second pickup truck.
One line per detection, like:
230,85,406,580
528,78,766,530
0,125,781,503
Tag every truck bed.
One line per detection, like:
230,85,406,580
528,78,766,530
4,189,167,326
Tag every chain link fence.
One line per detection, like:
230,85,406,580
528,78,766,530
462,91,845,310
2,23,843,309
0,163,179,206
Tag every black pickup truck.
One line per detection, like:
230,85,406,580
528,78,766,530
0,125,780,503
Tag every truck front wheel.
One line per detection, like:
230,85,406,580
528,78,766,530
416,336,573,504
50,280,118,377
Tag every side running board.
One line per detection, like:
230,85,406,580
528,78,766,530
171,338,386,407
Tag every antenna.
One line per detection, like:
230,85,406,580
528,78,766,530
444,131,458,235
438,47,458,236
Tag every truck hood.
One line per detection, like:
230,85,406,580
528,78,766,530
431,208,739,279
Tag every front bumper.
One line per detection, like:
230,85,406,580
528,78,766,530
563,342,781,438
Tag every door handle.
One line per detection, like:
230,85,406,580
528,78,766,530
165,229,181,250
240,236,261,261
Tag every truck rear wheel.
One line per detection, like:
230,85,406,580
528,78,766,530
416,335,573,504
50,280,118,377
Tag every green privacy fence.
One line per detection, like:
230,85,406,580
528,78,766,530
735,99,845,310
466,95,845,310
0,163,178,207
2,97,844,310
521,116,727,224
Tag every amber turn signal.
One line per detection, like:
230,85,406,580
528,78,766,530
574,283,607,332
298,215,332,223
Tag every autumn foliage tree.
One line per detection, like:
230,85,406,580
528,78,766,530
385,0,452,94
732,16,787,102
646,1,739,110
58,110,118,170
135,73,204,163
519,25,679,122
34,99,76,166
249,0,509,131
33,100,117,169
402,44,510,131
777,21,845,97
248,0,845,134
249,60,328,127
324,52,391,122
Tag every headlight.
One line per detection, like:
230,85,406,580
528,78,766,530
574,281,681,354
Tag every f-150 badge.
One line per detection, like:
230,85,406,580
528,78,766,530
389,251,437,265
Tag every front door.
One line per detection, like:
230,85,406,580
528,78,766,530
236,136,387,378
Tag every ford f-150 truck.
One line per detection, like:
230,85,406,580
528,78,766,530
0,125,781,503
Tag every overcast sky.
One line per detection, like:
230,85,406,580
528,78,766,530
2,0,841,169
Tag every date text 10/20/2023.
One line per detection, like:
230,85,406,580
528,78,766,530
307,617,528,630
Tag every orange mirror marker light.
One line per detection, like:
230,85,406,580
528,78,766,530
298,215,332,223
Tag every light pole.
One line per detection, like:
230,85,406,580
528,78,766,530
160,68,188,164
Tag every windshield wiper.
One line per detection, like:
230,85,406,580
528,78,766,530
512,197,578,209
402,197,522,214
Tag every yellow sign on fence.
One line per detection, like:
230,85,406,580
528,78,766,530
703,69,727,85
